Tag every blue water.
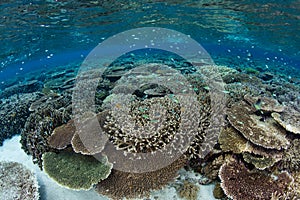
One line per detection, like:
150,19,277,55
0,0,299,85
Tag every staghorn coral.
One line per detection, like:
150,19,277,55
43,151,112,190
48,119,76,150
21,92,72,168
178,181,199,200
244,94,285,113
279,139,300,172
271,106,300,134
0,161,39,200
219,158,293,200
227,101,289,150
95,156,186,199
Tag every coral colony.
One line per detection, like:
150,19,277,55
1,57,300,200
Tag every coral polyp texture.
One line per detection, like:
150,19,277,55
219,158,293,200
95,156,186,199
271,106,300,134
42,151,112,190
0,161,39,200
227,101,289,150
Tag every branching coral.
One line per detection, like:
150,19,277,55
219,158,293,200
21,93,72,168
0,161,39,200
95,156,186,199
43,151,112,190
279,139,300,172
227,101,289,150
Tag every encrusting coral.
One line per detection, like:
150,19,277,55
0,161,39,200
219,158,293,200
43,151,112,190
95,156,186,199
227,101,289,150
178,180,199,200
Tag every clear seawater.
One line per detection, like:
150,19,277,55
0,0,299,83
0,0,299,200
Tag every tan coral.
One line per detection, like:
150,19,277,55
227,101,289,150
178,181,199,200
271,106,300,134
219,158,293,200
244,94,285,112
95,156,186,199
242,152,279,170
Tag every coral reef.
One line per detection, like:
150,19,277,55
95,156,186,199
0,161,39,200
213,182,226,199
219,158,293,200
21,92,72,168
227,101,289,150
43,151,112,190
48,119,76,150
244,94,285,113
242,152,278,170
279,139,300,172
272,106,300,134
0,80,43,99
178,181,199,200
0,92,41,146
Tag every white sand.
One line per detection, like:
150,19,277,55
0,136,216,200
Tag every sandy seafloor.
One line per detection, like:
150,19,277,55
0,135,216,200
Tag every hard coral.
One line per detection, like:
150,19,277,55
21,92,72,168
227,101,289,150
43,151,112,190
244,94,285,113
95,156,186,199
178,181,199,200
279,139,300,172
0,93,40,146
271,106,300,134
48,119,76,150
0,161,39,200
219,158,293,200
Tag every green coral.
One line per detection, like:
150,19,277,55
43,151,112,190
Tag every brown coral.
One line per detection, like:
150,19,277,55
48,119,76,150
178,181,199,200
95,156,186,199
219,158,293,200
271,106,300,134
244,94,285,113
242,152,279,170
279,139,300,172
227,101,289,150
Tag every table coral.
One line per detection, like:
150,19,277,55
219,158,293,200
43,151,112,190
271,106,300,134
244,94,285,113
227,101,289,150
95,156,186,199
279,139,300,172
